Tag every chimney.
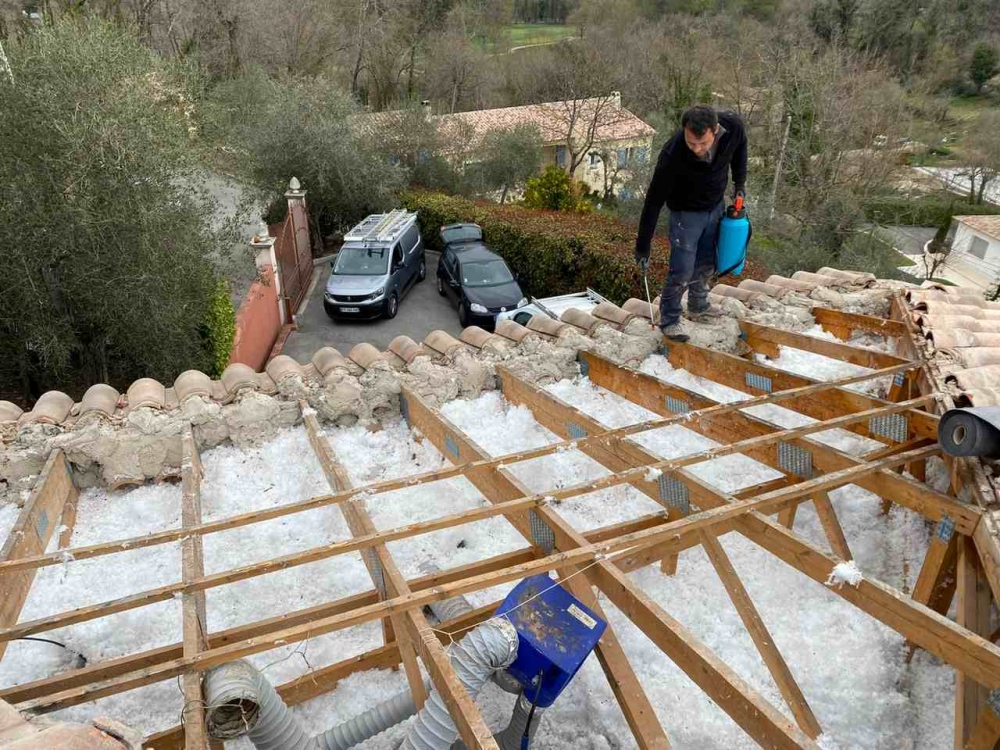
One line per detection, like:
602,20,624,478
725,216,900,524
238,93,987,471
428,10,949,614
611,91,621,109
421,99,432,117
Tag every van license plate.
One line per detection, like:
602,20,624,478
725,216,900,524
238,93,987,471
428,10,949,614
340,307,360,313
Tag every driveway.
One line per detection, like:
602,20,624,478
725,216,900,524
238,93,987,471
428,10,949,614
875,225,937,256
281,251,465,362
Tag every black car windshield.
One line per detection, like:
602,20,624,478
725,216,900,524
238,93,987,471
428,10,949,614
461,259,514,287
441,225,482,245
334,246,388,275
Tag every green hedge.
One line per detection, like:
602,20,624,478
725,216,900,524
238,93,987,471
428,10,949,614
403,190,766,304
862,195,1000,227
203,280,236,377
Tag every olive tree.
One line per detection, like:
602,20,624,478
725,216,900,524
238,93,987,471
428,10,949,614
0,18,237,400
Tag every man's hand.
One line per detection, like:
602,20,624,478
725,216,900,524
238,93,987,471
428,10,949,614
635,250,650,274
733,185,746,202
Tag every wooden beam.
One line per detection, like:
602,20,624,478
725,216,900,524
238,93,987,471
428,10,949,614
963,695,1000,750
0,362,921,579
302,405,498,748
739,320,910,371
665,341,937,442
698,529,822,738
400,386,673,750
811,307,907,340
911,522,959,618
0,449,76,661
956,536,994,748
811,491,852,561
179,431,210,750
301,406,429,711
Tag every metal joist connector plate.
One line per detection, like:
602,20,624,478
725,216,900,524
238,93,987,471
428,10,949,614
893,372,905,387
936,515,955,543
869,413,909,443
363,549,387,596
988,688,1000,716
567,422,587,440
665,395,689,414
746,371,772,393
445,435,461,460
529,509,556,553
658,474,690,515
778,441,813,478
35,510,49,542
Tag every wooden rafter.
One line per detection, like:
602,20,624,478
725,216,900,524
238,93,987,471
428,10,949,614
811,307,908,341
179,430,211,750
738,320,910,371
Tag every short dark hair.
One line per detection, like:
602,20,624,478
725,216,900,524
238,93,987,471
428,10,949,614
681,105,719,136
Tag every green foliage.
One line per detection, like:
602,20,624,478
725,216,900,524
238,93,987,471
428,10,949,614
522,165,593,212
203,281,236,377
403,190,766,303
971,43,999,92
209,75,406,239
467,124,543,202
0,18,233,399
861,194,1000,226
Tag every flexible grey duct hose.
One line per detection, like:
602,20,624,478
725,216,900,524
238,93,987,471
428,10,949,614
939,407,1000,458
401,619,519,750
496,694,546,750
203,659,312,750
314,685,424,750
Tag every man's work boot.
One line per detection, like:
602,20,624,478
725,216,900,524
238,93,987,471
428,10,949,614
686,301,724,323
659,321,690,342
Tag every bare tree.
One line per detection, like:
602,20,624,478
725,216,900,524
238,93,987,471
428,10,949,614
961,111,1000,204
423,16,489,113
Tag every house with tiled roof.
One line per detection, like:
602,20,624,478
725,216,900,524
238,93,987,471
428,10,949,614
945,215,1000,289
360,94,656,197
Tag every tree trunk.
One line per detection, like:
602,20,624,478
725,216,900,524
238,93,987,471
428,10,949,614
969,172,978,203
407,43,417,99
500,185,508,204
977,175,990,204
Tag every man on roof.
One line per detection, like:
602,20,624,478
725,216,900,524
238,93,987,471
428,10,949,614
634,105,748,342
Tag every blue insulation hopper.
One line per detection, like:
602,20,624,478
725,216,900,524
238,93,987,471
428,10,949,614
494,574,607,707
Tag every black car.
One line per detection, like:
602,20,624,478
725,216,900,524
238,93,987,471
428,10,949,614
436,224,527,329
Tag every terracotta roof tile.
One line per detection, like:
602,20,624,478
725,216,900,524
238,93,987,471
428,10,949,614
126,379,165,412
955,215,1000,240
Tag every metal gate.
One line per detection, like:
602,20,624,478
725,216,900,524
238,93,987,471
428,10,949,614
273,200,313,315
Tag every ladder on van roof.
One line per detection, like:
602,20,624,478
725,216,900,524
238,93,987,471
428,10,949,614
344,209,414,245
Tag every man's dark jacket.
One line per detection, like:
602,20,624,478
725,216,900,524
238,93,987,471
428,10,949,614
635,111,748,259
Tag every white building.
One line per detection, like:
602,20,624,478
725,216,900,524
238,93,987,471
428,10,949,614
946,215,1000,289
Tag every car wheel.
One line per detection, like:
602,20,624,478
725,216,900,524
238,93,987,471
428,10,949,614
458,302,469,328
418,258,426,281
437,277,446,296
385,293,399,319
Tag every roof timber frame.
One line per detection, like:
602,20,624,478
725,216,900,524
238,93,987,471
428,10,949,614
2,309,998,749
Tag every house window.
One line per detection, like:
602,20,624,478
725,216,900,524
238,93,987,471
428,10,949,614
635,146,649,164
555,145,567,168
617,148,627,169
589,152,601,169
970,236,989,260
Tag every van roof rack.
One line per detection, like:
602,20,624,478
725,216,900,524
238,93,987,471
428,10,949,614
344,209,415,245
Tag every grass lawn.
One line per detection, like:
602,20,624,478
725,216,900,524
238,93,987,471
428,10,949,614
507,23,578,47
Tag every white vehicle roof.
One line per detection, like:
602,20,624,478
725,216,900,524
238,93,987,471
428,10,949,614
496,288,610,322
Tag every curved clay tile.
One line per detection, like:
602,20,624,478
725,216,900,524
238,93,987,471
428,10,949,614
917,314,993,332
921,302,1000,320
592,302,635,329
174,370,213,402
765,275,816,294
494,319,535,343
950,348,1000,369
381,350,407,369
945,364,1000,390
459,326,496,348
526,314,571,337
791,270,845,287
220,363,260,396
126,378,166,411
818,267,876,286
265,355,304,384
79,383,120,418
389,335,425,364
349,342,385,370
713,284,755,303
423,330,464,356
0,401,24,423
561,308,604,336
19,390,75,426
312,347,349,376
622,298,654,320
740,278,791,299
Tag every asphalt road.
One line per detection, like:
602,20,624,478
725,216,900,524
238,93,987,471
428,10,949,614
875,225,937,256
282,251,465,362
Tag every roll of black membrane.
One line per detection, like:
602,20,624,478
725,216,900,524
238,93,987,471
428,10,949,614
939,407,1000,459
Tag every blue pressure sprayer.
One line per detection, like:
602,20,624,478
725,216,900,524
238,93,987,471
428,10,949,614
716,193,752,277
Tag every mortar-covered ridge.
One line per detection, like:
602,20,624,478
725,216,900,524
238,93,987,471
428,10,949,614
79,384,120,418
592,301,635,329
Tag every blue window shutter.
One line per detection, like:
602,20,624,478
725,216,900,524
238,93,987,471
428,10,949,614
555,145,567,167
617,148,627,168
637,147,649,164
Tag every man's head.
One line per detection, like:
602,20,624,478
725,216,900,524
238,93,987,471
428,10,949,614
681,105,720,159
